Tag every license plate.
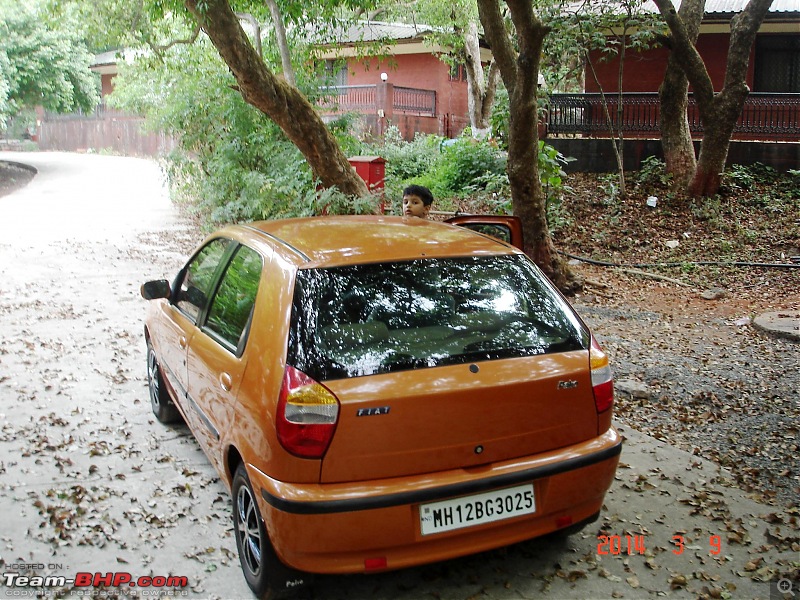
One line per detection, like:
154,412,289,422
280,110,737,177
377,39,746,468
419,484,536,535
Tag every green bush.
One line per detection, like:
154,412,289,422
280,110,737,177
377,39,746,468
364,129,508,213
110,39,371,225
539,141,574,232
634,156,672,189
489,88,510,150
361,127,442,203
433,137,508,197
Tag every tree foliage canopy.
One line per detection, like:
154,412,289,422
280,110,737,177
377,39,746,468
0,0,99,125
110,34,370,223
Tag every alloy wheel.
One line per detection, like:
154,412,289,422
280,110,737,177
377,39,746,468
236,483,262,576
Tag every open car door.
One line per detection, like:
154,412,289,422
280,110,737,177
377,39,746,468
445,215,524,251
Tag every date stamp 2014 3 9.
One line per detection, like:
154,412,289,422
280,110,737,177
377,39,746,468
596,534,723,556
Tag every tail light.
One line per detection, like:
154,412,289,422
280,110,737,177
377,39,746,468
590,336,614,413
277,366,339,459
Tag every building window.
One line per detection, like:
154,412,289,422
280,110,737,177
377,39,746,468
755,35,800,93
322,60,348,87
449,64,468,82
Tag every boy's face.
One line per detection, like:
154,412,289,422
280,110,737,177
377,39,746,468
403,193,430,218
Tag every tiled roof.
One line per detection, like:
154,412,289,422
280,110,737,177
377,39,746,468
569,0,799,15
91,50,121,67
642,0,799,13
703,0,799,12
311,21,435,46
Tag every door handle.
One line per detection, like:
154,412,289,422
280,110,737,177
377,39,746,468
179,336,188,349
220,372,233,392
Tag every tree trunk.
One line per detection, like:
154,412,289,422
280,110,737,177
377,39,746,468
690,84,749,196
477,0,580,294
654,0,775,197
658,0,703,190
659,58,696,189
184,0,368,198
463,21,499,139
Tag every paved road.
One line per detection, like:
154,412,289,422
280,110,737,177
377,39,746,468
0,152,795,600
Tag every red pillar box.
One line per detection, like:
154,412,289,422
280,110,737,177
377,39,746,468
348,156,387,212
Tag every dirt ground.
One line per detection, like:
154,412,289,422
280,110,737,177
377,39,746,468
571,267,799,509
556,169,799,511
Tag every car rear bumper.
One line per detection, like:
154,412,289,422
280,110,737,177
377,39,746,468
249,427,621,574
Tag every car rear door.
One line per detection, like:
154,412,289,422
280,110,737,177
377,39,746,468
446,215,524,250
185,244,263,474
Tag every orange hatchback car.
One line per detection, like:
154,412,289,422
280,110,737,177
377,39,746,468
141,216,621,598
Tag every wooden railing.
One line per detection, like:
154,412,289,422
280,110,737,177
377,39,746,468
318,85,377,112
319,84,436,116
547,92,800,141
393,86,436,115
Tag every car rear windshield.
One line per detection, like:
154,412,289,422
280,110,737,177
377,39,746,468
288,255,588,380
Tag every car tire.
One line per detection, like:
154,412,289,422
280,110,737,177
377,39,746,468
232,464,306,599
146,339,181,424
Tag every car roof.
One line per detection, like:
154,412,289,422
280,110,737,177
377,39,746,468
236,216,520,268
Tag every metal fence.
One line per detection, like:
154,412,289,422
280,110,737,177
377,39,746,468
547,92,800,141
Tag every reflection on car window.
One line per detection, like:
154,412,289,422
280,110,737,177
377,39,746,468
176,238,231,322
206,246,262,353
461,223,512,244
289,255,587,381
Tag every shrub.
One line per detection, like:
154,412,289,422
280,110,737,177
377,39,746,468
433,137,507,197
633,156,672,189
111,39,373,225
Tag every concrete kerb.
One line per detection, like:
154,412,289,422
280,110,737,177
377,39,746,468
0,158,39,174
753,310,800,342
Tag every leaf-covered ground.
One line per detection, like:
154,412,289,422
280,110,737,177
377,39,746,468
1,153,796,599
557,170,799,510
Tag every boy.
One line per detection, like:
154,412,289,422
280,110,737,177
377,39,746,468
402,185,434,219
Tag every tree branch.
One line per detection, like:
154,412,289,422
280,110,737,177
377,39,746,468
183,0,368,197
724,0,775,90
652,0,715,105
264,0,296,86
150,23,202,54
476,0,518,94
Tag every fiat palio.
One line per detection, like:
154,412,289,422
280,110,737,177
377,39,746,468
141,215,620,598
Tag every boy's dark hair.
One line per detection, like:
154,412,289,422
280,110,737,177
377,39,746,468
403,184,434,207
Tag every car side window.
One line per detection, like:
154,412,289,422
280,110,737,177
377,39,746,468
205,245,263,353
175,238,231,322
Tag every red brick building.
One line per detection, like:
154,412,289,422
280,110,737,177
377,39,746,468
313,21,486,139
585,0,799,95
545,0,800,143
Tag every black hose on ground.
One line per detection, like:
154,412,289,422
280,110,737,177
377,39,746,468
559,252,800,270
